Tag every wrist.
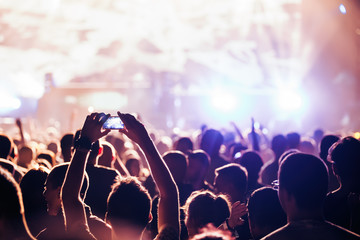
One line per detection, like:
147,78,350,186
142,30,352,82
74,136,93,151
226,218,235,230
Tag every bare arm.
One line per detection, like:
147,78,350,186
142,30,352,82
118,112,180,234
61,113,110,232
113,154,130,177
15,118,25,145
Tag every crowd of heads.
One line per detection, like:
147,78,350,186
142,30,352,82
0,115,360,240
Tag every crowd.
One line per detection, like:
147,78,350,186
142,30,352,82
0,111,360,240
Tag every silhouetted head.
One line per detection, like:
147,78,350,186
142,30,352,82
319,135,340,162
286,132,300,149
271,135,288,159
0,167,33,239
20,167,49,211
313,129,324,144
329,136,360,192
44,163,89,216
214,163,247,203
60,133,74,162
20,167,49,235
106,177,152,236
278,149,300,165
0,134,14,160
184,190,230,237
47,141,59,156
97,141,116,168
236,151,263,184
37,149,56,168
174,137,194,155
278,153,328,212
229,143,248,160
17,146,35,169
163,150,188,184
247,187,286,240
200,129,224,157
299,139,316,155
186,150,210,184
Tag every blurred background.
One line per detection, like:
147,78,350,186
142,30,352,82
0,0,359,136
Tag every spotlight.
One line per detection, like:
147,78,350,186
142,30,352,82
354,132,360,140
339,4,347,14
211,91,237,112
0,93,21,114
276,90,303,112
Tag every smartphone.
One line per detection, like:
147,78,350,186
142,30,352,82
103,116,124,129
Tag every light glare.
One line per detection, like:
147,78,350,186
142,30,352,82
339,4,346,14
277,90,303,111
211,93,237,112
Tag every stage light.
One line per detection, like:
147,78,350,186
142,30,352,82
354,132,360,140
211,91,237,112
276,89,303,112
0,93,21,114
339,4,347,14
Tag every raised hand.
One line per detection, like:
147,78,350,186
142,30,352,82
81,112,111,143
117,111,149,145
228,201,248,229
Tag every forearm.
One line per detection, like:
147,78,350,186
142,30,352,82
138,136,178,197
138,135,179,232
62,150,88,201
113,155,130,177
61,149,89,228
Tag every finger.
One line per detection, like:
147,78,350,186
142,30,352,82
99,114,110,126
117,111,128,126
232,201,242,208
100,129,111,138
89,112,97,120
95,112,106,123
118,128,128,135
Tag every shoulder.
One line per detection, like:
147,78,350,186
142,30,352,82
87,165,120,178
325,221,360,239
261,224,289,240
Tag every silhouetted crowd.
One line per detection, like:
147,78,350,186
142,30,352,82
1,112,360,240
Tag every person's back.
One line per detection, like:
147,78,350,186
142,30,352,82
38,163,111,240
324,137,360,234
0,167,34,240
261,153,360,240
262,220,360,240
84,140,121,220
20,167,50,237
85,163,121,219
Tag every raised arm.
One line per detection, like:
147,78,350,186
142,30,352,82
118,112,180,235
61,113,110,233
113,154,130,177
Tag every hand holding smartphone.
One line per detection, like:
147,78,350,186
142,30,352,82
102,116,124,130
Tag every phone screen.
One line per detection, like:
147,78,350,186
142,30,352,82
103,116,124,129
